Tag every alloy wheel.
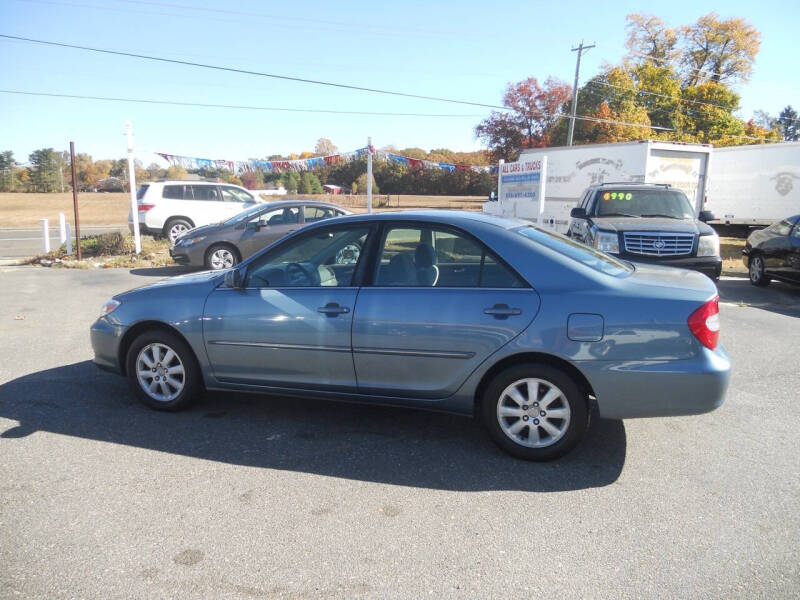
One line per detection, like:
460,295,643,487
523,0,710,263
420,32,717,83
209,247,235,270
169,223,190,242
136,343,185,402
496,377,571,448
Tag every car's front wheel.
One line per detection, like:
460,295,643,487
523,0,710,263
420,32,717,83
205,244,240,270
125,330,201,411
748,254,770,287
481,363,589,461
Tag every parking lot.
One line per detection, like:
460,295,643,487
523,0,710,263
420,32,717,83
1,265,798,599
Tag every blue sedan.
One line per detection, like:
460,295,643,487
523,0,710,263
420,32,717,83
90,211,730,460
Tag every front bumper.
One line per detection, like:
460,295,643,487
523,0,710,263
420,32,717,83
577,344,731,419
90,317,123,374
622,254,722,280
169,245,204,267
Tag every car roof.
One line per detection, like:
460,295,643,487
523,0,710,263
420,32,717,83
153,180,246,186
317,209,527,230
590,182,672,189
259,199,351,210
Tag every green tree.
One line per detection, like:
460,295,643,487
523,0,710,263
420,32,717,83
298,172,323,194
352,172,379,194
0,150,15,192
281,171,301,193
28,148,63,192
682,82,744,144
778,106,799,141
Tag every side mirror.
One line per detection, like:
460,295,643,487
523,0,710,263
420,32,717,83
570,207,587,219
224,268,243,289
246,220,262,231
698,210,715,223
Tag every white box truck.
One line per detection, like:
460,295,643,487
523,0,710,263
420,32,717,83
485,140,712,233
706,142,800,227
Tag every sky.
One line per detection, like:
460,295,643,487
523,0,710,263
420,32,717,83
1,0,798,166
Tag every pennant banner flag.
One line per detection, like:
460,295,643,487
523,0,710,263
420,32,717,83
156,147,497,175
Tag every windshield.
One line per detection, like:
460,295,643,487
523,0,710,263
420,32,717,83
593,189,695,219
223,203,273,227
514,225,633,277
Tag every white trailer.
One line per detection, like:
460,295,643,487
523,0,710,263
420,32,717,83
706,142,800,226
484,141,712,233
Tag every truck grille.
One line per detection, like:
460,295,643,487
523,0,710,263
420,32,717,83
623,232,695,256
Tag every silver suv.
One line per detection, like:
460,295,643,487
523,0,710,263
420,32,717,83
129,180,261,242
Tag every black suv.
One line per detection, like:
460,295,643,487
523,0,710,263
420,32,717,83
567,183,722,281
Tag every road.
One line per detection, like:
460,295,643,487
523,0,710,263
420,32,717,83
0,267,798,599
0,225,127,259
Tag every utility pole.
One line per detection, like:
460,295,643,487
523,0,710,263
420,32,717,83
567,40,595,146
366,136,373,214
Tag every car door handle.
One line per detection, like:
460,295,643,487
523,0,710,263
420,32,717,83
317,302,350,316
484,303,521,318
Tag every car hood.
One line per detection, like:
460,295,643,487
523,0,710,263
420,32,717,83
176,223,223,241
592,217,714,235
115,270,223,298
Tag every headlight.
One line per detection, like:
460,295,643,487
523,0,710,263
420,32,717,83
177,235,206,247
697,233,720,257
100,299,120,317
593,231,619,254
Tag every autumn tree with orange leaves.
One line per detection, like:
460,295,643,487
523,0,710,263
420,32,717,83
475,77,571,161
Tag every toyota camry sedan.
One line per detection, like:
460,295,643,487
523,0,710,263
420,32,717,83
91,211,730,460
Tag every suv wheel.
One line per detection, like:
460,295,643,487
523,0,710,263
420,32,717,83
164,218,193,243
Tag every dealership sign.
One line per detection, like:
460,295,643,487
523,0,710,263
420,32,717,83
497,157,548,224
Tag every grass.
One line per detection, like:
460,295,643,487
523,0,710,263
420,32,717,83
0,192,131,227
30,232,172,269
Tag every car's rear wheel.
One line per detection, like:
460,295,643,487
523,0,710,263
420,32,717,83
164,218,193,243
125,330,201,411
205,244,239,270
748,254,770,287
481,363,589,461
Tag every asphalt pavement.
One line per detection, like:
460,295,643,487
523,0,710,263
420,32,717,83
0,225,126,259
0,267,798,599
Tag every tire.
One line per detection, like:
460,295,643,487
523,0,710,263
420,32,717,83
748,254,770,287
481,363,589,461
205,243,240,270
163,218,193,243
125,330,202,411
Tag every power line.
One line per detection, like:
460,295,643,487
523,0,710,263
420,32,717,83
0,33,508,110
0,89,485,117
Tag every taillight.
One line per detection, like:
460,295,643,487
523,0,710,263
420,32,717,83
688,295,720,350
138,204,155,212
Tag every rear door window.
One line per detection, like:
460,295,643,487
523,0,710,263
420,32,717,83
162,185,184,200
190,185,221,202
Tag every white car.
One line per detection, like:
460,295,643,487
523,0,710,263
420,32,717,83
128,181,262,242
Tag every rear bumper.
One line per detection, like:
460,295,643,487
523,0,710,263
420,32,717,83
624,255,722,280
577,345,731,419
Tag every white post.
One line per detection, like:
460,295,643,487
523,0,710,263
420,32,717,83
126,120,142,253
58,212,67,244
41,218,50,253
538,155,548,226
366,136,373,214
497,159,504,205
65,222,73,255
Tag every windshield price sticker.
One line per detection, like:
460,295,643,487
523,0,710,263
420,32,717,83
603,192,633,201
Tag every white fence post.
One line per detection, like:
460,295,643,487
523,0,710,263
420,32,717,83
41,218,50,253
366,136,373,214
65,222,73,255
59,212,67,244
126,120,142,253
